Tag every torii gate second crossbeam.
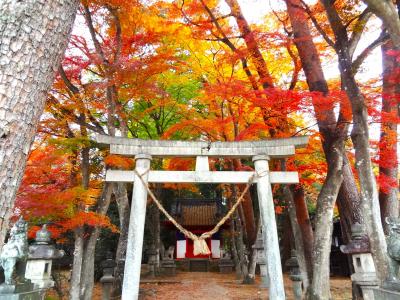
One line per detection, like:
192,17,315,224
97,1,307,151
96,134,309,300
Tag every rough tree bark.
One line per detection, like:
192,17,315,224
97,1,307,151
70,229,84,300
285,0,362,230
0,0,79,249
321,0,390,281
307,126,347,299
379,40,399,233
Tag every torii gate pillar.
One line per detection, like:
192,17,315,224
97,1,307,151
253,155,285,299
121,154,152,300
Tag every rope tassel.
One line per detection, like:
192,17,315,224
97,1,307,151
193,239,211,256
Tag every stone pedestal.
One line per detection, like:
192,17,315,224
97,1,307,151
25,260,53,289
161,260,176,276
340,223,378,300
0,290,41,300
350,252,378,300
0,283,41,300
160,245,176,276
218,257,234,273
372,288,400,300
0,219,33,300
285,250,303,300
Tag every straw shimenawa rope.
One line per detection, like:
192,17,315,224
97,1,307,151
134,169,256,256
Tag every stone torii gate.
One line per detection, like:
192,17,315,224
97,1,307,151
96,134,309,300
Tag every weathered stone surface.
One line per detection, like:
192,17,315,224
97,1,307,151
0,218,28,287
253,156,285,299
121,155,151,300
95,134,309,158
106,170,299,184
0,289,41,300
105,136,308,299
373,288,400,300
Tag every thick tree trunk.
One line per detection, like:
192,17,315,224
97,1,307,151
0,0,79,249
285,0,361,230
307,138,346,299
379,41,399,233
321,0,390,281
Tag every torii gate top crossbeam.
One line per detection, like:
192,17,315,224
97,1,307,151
95,134,309,158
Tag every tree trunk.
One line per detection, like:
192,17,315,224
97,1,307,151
80,183,113,300
363,0,400,48
227,190,242,279
321,0,390,281
232,160,257,246
112,182,130,297
307,137,346,299
280,213,293,268
379,40,399,233
80,232,97,300
152,182,163,273
0,0,79,249
70,229,84,300
247,218,261,281
223,0,274,89
285,0,361,231
235,212,249,282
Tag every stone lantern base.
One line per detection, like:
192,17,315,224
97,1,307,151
25,260,54,289
372,288,400,300
0,281,41,300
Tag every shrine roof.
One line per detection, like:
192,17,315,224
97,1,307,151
181,202,217,226
171,199,224,226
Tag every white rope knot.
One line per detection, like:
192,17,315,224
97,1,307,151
193,238,211,256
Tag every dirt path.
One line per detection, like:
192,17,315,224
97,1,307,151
139,272,352,300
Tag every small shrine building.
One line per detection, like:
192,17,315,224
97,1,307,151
168,199,227,259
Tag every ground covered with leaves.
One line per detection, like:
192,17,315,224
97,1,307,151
138,272,352,300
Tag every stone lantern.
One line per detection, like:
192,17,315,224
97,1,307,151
25,225,64,289
252,227,269,288
147,246,158,278
340,223,378,300
100,252,116,300
218,250,234,273
285,250,302,300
